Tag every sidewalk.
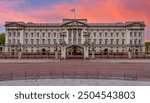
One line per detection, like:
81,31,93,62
0,59,150,63
0,59,60,63
0,79,150,86
92,59,150,63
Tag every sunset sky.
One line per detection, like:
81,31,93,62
0,0,150,41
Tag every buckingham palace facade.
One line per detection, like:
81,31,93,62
4,19,145,59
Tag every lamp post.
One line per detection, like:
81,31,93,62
54,42,58,59
18,43,22,59
128,46,132,59
83,33,89,59
91,42,95,59
60,33,67,59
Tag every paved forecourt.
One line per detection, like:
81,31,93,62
0,59,150,81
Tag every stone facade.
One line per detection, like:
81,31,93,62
4,19,145,59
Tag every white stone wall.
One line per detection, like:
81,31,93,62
5,21,145,54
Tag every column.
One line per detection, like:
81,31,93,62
92,50,95,59
61,46,66,59
55,50,58,59
66,29,68,44
18,50,22,59
72,29,73,44
84,46,89,59
77,29,78,44
128,47,132,59
5,29,9,52
142,46,145,53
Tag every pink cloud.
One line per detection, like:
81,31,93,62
0,0,150,41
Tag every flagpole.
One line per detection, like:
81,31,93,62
74,8,76,20
70,8,76,20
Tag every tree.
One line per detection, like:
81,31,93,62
0,33,5,45
145,42,150,46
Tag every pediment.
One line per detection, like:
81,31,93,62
126,22,145,27
5,22,25,27
61,20,88,27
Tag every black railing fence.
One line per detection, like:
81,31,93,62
0,52,150,59
0,71,139,81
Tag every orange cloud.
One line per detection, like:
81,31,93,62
0,0,150,41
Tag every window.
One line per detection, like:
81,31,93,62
139,32,142,37
130,32,133,37
99,39,102,45
105,33,107,37
78,33,81,38
13,39,15,44
139,39,141,44
69,39,72,44
54,33,56,37
105,39,108,45
42,33,45,37
13,32,16,37
17,39,20,44
48,33,50,37
31,39,34,44
111,33,113,37
130,39,132,45
88,39,91,43
37,33,39,37
18,32,20,37
59,39,62,44
93,39,96,44
31,33,33,37
116,39,119,45
134,32,137,37
26,33,28,37
134,39,137,45
99,33,102,37
116,32,119,37
111,39,113,45
78,39,81,44
122,39,125,45
25,39,28,44
53,39,56,44
36,39,39,44
8,39,11,44
42,39,45,44
48,39,51,44
8,32,11,37
94,33,96,37
122,32,124,37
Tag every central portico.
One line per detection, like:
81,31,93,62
58,19,90,59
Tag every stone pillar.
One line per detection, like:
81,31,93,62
92,50,95,59
84,46,89,59
55,50,58,59
142,46,145,53
66,29,68,44
128,52,131,59
128,48,132,59
61,46,66,59
18,51,22,59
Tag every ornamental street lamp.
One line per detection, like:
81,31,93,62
128,46,132,59
91,42,96,59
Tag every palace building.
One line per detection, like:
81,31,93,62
4,19,145,59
